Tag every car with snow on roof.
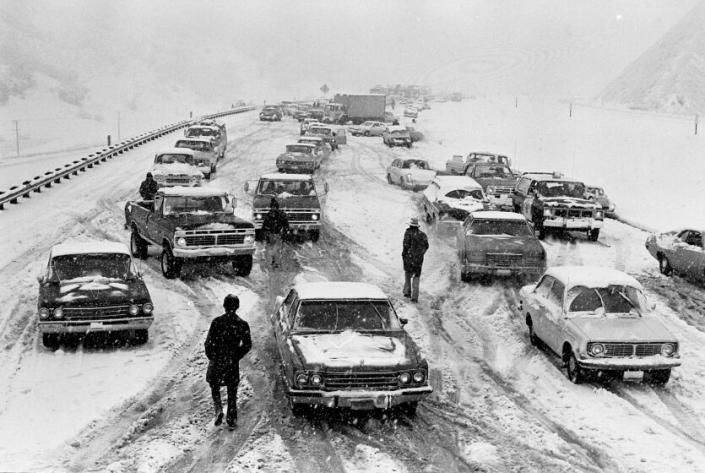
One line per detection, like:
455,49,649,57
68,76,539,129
260,105,282,121
386,158,435,190
299,118,320,135
457,211,546,281
586,185,616,217
403,107,418,119
297,135,331,159
37,241,153,348
174,137,219,179
124,187,255,279
245,173,328,242
512,172,603,241
149,148,203,188
445,152,512,175
382,125,412,148
276,143,323,174
645,228,705,281
306,124,339,150
420,176,488,231
349,121,386,137
272,282,432,414
184,123,227,160
465,162,519,211
518,266,680,384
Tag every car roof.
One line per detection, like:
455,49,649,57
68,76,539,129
51,241,130,258
287,143,316,149
470,211,526,221
156,147,195,156
400,157,429,163
260,173,314,181
432,175,482,192
544,266,642,290
521,172,579,182
187,125,219,131
387,125,407,132
160,186,227,197
294,282,388,300
298,136,322,141
175,137,212,144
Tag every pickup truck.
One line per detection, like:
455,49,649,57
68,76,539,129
465,162,519,211
185,123,226,160
124,187,256,278
149,148,203,188
445,152,511,175
174,137,219,179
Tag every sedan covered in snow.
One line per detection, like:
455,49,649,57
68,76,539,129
271,282,432,414
386,158,436,190
349,121,386,137
518,266,681,384
382,126,412,148
457,211,545,281
420,176,488,231
646,228,705,281
37,241,154,348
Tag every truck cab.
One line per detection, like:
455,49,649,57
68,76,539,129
174,138,218,179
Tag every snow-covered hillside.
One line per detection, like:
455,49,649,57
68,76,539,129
600,1,705,114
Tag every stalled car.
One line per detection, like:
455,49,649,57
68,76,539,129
276,143,322,174
386,158,436,190
518,266,681,384
445,152,512,175
457,211,546,281
298,135,331,159
174,137,219,179
382,126,413,148
349,121,386,137
465,162,519,211
260,105,282,121
37,241,154,348
184,124,226,160
149,148,203,187
586,185,616,217
271,282,432,414
421,176,488,231
646,228,705,281
306,125,339,150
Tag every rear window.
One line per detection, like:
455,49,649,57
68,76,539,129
469,220,531,236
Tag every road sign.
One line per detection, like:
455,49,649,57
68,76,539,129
320,84,329,94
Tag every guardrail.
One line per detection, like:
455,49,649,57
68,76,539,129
0,106,255,211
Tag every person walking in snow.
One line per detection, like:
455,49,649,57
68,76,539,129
139,172,159,200
402,217,429,303
261,197,289,267
205,294,252,429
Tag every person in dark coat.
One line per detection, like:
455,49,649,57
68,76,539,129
205,294,252,428
261,198,289,267
402,217,429,302
139,172,159,200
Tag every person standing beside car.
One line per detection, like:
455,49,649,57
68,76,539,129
402,217,429,303
139,172,159,200
262,197,289,267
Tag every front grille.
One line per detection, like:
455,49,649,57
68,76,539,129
286,212,315,222
323,371,400,391
183,230,248,247
486,253,523,267
165,176,192,185
493,186,513,194
603,343,663,357
63,305,131,320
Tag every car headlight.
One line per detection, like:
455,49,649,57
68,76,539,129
661,343,675,357
413,371,425,383
142,302,153,314
399,372,411,384
589,343,605,356
486,186,496,194
295,373,309,387
596,211,604,219
244,235,254,244
310,374,323,386
129,304,139,316
154,174,165,181
406,173,413,182
255,213,263,220
53,307,64,319
39,307,50,319
311,214,319,221
177,237,187,246
543,209,553,217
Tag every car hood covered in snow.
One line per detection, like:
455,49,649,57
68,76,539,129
253,194,320,210
568,316,677,343
540,196,601,209
39,277,151,308
150,163,202,177
169,213,254,231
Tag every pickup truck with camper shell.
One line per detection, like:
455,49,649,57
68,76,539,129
184,123,227,160
518,266,681,384
271,282,432,414
37,241,154,348
445,152,511,175
457,211,546,281
245,173,327,242
276,143,323,174
382,126,412,148
511,172,603,241
421,176,488,231
465,162,519,211
174,137,219,179
124,187,256,278
149,148,203,187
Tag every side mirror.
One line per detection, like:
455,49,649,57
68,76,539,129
399,317,408,326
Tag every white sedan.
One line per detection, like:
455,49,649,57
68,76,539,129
386,158,436,190
349,121,386,136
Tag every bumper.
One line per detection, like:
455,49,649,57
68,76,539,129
278,164,316,173
39,317,153,334
578,356,681,371
288,385,432,410
254,221,321,231
172,245,255,258
463,263,545,277
543,217,603,230
390,140,411,146
487,194,513,210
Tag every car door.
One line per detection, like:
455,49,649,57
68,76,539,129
273,290,297,375
145,195,165,245
673,230,705,279
668,230,694,272
541,279,566,354
526,275,554,342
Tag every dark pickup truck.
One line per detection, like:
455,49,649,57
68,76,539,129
124,187,256,278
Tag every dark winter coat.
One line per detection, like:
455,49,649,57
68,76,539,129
402,227,429,272
139,178,159,200
262,208,289,236
205,311,252,386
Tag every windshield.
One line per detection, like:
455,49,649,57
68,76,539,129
257,179,316,197
402,160,429,170
567,285,646,317
294,300,400,332
588,187,604,196
309,127,331,136
286,145,313,154
155,153,194,165
475,165,512,178
175,140,212,152
51,253,133,281
391,130,410,137
445,189,484,200
186,128,217,137
469,220,532,236
537,181,585,198
163,195,227,215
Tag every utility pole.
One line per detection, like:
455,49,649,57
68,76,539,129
695,114,699,135
117,112,121,140
13,120,19,158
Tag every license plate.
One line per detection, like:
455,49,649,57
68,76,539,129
350,399,376,410
90,322,104,329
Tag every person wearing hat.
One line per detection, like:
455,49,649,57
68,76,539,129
401,217,429,302
139,172,159,200
262,197,289,267
204,294,252,429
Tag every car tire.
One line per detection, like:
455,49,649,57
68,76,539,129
407,143,412,148
566,352,586,384
527,317,539,346
364,131,370,137
460,269,472,282
211,165,217,176
400,178,409,190
659,255,673,276
203,172,211,180
643,369,671,385
310,230,320,242
161,247,182,279
588,229,600,241
133,329,149,345
42,333,60,349
401,401,418,417
130,230,148,260
232,255,253,277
